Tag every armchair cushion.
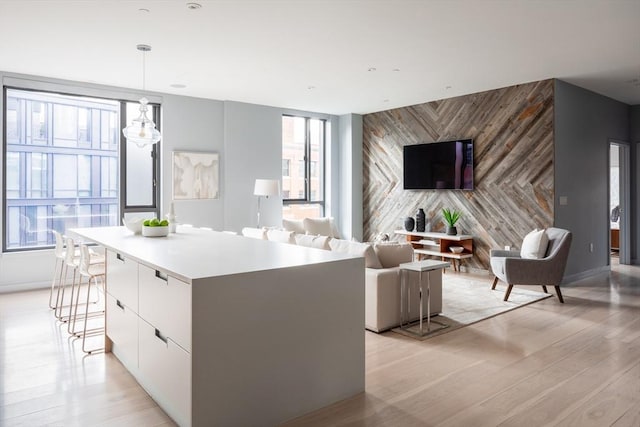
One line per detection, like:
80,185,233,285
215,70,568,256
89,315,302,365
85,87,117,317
520,229,549,259
329,238,382,269
373,243,413,268
267,229,296,244
295,233,331,250
282,218,305,234
242,227,267,240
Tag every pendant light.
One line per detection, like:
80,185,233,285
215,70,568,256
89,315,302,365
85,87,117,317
122,44,161,148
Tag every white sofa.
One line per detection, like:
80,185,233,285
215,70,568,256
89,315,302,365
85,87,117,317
242,219,443,333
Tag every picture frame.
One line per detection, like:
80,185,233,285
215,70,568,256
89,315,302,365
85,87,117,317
172,151,220,200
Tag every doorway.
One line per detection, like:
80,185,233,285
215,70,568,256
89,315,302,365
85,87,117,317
609,141,631,265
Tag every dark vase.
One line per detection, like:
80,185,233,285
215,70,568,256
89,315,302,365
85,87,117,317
404,217,415,232
416,208,426,232
446,226,457,236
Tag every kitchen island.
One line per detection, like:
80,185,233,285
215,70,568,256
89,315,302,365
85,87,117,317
71,226,365,427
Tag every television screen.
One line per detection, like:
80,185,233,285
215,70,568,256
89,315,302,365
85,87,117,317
403,139,474,190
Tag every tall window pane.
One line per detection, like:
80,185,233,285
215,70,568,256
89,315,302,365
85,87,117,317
125,102,155,206
4,89,120,250
282,115,325,220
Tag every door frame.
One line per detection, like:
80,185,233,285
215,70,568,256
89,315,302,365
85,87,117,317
609,140,631,265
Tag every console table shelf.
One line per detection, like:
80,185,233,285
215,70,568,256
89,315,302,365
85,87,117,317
395,230,474,272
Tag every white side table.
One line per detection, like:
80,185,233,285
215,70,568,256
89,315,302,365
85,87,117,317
399,260,450,337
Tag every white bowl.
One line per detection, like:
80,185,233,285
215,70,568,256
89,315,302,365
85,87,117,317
142,225,169,237
122,217,143,234
449,246,464,254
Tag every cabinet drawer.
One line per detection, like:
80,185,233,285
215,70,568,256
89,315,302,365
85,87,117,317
106,293,139,372
106,250,138,310
139,264,191,352
138,318,191,427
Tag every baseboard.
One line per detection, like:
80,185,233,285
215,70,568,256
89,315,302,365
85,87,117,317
0,280,50,294
562,265,611,284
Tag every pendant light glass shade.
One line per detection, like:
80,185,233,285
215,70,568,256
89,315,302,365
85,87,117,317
123,44,161,148
122,97,161,147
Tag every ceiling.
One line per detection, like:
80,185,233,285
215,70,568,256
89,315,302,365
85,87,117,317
0,0,638,115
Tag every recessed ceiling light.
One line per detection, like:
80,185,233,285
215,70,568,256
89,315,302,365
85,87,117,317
138,8,150,13
392,68,400,72
170,84,187,89
445,85,452,89
368,67,377,72
186,2,202,9
383,99,390,103
307,86,316,90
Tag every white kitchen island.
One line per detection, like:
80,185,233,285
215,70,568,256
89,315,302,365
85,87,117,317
71,226,365,427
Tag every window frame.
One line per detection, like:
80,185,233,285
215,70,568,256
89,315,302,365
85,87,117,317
2,86,161,252
282,114,326,214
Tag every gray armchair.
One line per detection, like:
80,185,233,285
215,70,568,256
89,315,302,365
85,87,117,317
490,227,572,303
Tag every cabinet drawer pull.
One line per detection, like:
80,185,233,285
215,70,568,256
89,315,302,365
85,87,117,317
155,270,168,282
155,328,168,344
116,299,125,310
116,253,125,262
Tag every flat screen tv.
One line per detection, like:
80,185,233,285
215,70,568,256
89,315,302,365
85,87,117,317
403,139,474,190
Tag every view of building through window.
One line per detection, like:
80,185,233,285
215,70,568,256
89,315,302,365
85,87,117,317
282,115,324,219
4,88,159,251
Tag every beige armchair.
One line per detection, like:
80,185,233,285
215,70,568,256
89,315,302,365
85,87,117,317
490,227,572,303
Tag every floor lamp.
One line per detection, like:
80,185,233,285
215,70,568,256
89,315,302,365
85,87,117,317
254,179,280,227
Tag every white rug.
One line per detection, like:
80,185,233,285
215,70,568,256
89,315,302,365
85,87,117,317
392,275,551,340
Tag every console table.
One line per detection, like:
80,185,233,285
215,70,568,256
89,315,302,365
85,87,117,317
395,230,474,272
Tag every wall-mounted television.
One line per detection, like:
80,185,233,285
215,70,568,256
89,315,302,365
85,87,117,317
403,139,474,190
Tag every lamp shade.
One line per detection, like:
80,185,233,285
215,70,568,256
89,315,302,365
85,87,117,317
254,179,280,197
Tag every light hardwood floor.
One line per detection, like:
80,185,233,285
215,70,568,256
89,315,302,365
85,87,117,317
1,263,639,426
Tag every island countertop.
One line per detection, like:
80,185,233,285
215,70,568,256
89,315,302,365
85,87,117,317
71,225,357,283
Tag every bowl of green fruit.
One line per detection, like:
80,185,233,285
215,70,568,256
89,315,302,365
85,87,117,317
141,218,170,237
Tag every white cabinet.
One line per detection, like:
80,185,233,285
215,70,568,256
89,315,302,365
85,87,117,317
106,293,139,372
139,317,191,427
138,264,192,352
106,250,138,310
104,250,192,426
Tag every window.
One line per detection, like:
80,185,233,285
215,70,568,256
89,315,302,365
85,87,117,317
282,115,325,220
282,159,290,177
3,88,160,251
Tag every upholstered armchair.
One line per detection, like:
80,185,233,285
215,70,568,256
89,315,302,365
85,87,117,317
490,227,572,303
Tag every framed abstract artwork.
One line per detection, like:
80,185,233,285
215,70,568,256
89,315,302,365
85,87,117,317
172,151,220,200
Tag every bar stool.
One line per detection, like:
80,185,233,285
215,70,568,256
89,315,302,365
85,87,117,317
48,231,67,309
54,236,80,321
66,239,105,336
77,243,106,354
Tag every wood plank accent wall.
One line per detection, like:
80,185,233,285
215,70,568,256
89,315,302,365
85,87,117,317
363,79,554,271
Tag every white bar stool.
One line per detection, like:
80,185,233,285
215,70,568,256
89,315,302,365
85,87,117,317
76,243,106,354
48,230,67,309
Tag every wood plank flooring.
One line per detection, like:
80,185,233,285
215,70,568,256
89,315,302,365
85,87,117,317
1,262,638,426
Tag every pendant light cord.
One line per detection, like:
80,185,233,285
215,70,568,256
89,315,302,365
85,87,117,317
142,49,146,91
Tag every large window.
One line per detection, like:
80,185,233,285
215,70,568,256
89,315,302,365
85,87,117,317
3,88,160,251
282,115,325,219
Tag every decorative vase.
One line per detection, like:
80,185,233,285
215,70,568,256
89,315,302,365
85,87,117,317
404,217,415,232
446,226,457,236
416,208,426,232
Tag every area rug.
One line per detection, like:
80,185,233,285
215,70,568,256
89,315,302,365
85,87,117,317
391,275,551,340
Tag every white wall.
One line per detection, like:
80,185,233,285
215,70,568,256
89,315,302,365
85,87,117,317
338,114,363,241
161,95,225,229
223,101,283,232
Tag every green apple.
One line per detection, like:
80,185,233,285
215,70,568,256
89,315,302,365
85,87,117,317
150,218,161,226
160,219,169,226
143,220,150,226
